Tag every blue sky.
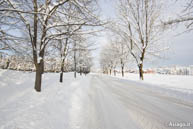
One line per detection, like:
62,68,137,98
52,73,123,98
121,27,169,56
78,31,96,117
94,0,193,68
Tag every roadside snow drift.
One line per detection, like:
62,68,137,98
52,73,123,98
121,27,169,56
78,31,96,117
0,70,91,129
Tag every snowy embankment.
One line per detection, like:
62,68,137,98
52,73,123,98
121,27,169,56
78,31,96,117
0,69,91,129
109,73,193,102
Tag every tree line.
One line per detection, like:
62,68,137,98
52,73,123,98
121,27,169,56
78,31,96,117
0,0,102,92
1,0,193,92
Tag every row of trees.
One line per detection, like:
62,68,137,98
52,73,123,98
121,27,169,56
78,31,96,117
0,0,101,92
0,55,34,71
0,51,92,73
100,36,130,77
100,0,193,80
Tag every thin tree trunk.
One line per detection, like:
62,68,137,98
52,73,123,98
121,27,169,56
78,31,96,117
80,66,82,76
74,42,76,78
74,58,77,78
60,65,64,83
110,69,112,75
74,70,76,78
59,58,65,83
121,66,124,77
138,63,144,80
74,55,77,78
121,59,124,77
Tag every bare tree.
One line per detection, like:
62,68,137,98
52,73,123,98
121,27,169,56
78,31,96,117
115,0,165,80
100,43,118,76
99,36,130,77
111,38,129,77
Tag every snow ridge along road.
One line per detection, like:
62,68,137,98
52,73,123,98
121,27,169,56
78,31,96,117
0,70,193,129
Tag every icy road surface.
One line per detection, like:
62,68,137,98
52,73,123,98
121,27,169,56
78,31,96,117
84,75,193,129
0,70,193,129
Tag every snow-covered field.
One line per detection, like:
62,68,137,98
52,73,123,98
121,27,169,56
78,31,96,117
0,69,193,129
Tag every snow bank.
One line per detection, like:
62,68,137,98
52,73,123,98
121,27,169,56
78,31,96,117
116,73,193,89
0,69,90,129
107,73,193,103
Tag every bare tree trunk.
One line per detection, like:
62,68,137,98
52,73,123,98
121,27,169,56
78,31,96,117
110,69,112,75
74,69,76,78
74,53,76,78
59,38,68,83
138,63,144,80
121,66,124,77
60,64,64,83
74,41,77,78
74,60,77,78
80,67,83,76
33,0,41,92
121,59,124,77
60,72,63,82
59,57,65,82
35,61,44,92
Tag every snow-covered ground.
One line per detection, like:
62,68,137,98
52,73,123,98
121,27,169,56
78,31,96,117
0,70,193,129
0,70,91,129
111,73,193,102
115,73,193,90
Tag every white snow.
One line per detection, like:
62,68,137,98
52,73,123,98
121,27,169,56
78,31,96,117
110,73,193,102
0,70,193,129
37,57,43,64
0,69,91,129
115,73,193,90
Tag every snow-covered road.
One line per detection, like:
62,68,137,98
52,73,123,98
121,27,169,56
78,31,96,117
0,70,193,129
87,74,193,129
